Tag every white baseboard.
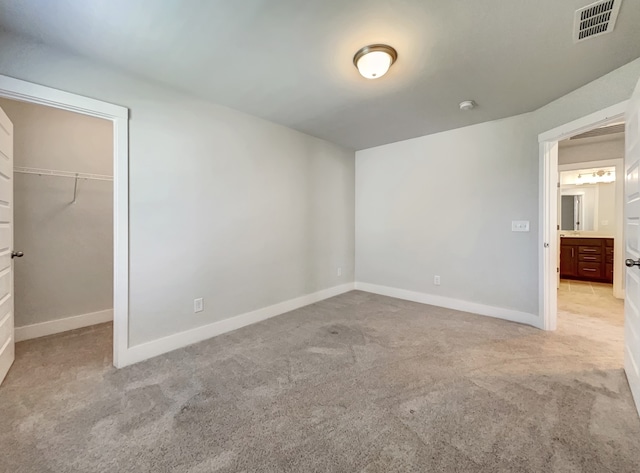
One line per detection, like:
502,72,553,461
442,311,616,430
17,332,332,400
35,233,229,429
355,282,542,329
15,309,113,342
120,283,356,367
118,280,540,368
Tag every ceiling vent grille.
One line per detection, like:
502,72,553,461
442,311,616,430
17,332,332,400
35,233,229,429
570,123,625,140
574,0,622,42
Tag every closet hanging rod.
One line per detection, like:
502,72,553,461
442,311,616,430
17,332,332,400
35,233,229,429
13,166,113,182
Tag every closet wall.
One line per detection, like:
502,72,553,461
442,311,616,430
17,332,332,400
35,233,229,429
0,98,113,328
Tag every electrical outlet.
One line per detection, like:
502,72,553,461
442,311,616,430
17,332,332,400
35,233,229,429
194,298,204,313
434,275,441,286
337,267,342,277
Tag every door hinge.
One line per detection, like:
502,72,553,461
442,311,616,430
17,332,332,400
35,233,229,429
557,267,560,273
557,225,560,230
557,182,560,188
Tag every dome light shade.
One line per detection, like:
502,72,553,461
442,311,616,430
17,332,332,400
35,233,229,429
353,44,398,79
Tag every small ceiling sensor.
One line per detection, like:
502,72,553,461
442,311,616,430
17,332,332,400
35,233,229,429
459,100,476,111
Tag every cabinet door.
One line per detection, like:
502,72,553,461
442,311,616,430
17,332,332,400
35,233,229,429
560,245,577,277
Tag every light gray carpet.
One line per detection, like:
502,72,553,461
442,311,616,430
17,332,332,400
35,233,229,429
1,290,639,472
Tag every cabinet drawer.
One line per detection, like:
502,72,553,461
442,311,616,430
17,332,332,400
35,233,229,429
606,247,614,255
579,246,601,254
578,262,602,278
605,239,614,247
606,263,614,278
560,238,585,246
579,254,601,263
606,255,613,264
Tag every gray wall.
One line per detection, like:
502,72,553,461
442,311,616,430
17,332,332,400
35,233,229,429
0,31,356,346
561,196,576,231
356,58,640,319
356,113,538,313
0,29,636,336
0,98,113,327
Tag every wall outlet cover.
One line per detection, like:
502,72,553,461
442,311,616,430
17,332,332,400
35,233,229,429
194,298,204,313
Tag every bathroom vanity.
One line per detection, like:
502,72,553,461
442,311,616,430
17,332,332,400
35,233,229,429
560,236,613,282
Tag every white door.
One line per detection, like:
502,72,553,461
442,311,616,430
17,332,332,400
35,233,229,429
557,178,561,289
625,77,640,414
0,105,13,386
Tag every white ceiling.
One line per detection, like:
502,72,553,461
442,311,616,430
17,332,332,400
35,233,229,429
0,0,639,150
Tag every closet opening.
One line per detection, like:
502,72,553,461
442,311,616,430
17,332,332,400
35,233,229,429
0,97,115,365
0,75,128,379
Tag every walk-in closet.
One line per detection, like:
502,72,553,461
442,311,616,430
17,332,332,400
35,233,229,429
0,97,113,348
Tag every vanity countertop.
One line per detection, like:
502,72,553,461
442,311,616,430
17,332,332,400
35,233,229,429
560,234,614,239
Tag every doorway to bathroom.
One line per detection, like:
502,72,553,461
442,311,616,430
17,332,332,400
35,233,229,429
556,121,625,349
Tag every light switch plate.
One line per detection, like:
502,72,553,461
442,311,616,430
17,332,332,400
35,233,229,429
194,298,204,313
512,220,530,232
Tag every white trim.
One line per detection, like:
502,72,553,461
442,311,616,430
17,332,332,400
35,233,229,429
539,101,627,330
355,282,542,328
626,346,640,416
15,309,113,342
0,75,127,120
0,74,129,367
120,283,356,367
540,141,559,331
538,101,629,142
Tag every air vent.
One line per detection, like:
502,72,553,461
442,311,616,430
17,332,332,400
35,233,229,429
573,0,622,42
570,123,625,140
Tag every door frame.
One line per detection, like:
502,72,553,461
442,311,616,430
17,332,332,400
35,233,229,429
0,74,129,368
539,101,627,331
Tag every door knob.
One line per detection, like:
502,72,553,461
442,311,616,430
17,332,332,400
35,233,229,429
625,258,640,268
11,251,23,259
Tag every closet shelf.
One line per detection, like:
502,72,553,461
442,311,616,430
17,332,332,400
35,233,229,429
13,166,113,181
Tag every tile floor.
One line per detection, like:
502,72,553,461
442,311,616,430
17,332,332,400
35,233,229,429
558,278,624,328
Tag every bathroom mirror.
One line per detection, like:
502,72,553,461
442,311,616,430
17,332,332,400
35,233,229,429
559,166,615,233
560,194,583,231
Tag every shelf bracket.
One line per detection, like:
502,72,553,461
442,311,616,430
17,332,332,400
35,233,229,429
72,173,79,204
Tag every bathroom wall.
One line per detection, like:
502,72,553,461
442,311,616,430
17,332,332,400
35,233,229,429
558,135,624,165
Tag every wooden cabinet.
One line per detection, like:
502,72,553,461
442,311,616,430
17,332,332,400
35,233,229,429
605,240,614,281
560,243,578,277
560,237,613,283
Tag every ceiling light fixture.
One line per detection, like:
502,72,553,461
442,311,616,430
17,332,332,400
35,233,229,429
353,44,398,80
576,169,615,185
